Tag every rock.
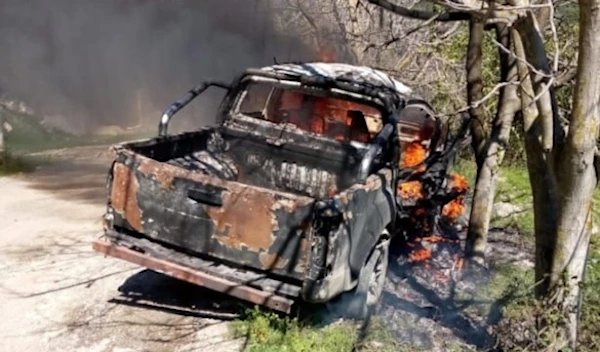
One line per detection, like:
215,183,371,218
493,202,524,218
366,341,383,349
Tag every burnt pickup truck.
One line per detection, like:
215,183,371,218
93,62,467,319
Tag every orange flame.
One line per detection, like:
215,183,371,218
441,173,469,222
409,248,432,262
398,181,424,199
456,257,465,270
400,142,427,168
442,198,465,221
448,173,468,193
419,235,445,244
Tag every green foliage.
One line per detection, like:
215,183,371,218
2,107,153,154
231,308,356,352
430,24,469,113
0,150,33,175
502,117,528,166
432,24,499,120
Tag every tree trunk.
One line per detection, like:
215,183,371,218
515,1,600,347
465,24,519,264
514,12,563,153
512,27,561,299
466,19,487,162
551,0,600,346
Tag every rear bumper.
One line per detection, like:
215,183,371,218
92,239,296,314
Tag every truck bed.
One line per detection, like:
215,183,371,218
104,124,367,283
127,124,366,199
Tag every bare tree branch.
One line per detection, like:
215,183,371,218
366,0,470,22
436,81,520,118
491,37,553,78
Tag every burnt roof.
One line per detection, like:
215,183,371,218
258,62,413,97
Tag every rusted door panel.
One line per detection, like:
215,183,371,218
109,153,315,280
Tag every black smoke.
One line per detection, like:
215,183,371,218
0,0,315,133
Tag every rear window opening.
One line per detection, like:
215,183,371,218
236,81,384,144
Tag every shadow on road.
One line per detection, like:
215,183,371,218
110,269,249,321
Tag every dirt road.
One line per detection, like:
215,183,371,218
0,147,244,352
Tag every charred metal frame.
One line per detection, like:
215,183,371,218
158,81,230,137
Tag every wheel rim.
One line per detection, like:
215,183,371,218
366,241,389,308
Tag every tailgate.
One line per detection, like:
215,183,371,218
106,150,315,280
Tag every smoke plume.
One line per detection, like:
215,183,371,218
0,0,315,133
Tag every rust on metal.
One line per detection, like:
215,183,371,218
110,163,143,232
92,240,295,314
121,152,313,274
206,190,276,252
258,252,289,269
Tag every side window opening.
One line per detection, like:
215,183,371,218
397,102,438,167
237,82,273,118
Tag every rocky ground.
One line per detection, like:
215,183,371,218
0,145,534,352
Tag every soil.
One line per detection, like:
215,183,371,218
0,146,245,352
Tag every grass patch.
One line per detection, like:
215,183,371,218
6,129,154,154
0,151,34,175
3,108,154,154
230,307,407,352
494,246,600,351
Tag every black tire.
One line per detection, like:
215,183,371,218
342,235,391,321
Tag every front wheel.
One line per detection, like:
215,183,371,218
343,236,391,321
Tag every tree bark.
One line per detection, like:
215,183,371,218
466,19,487,164
551,0,600,346
515,1,600,347
514,12,563,152
466,24,520,265
463,18,488,264
512,27,561,299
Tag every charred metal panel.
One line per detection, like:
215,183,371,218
124,127,364,199
107,151,315,281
